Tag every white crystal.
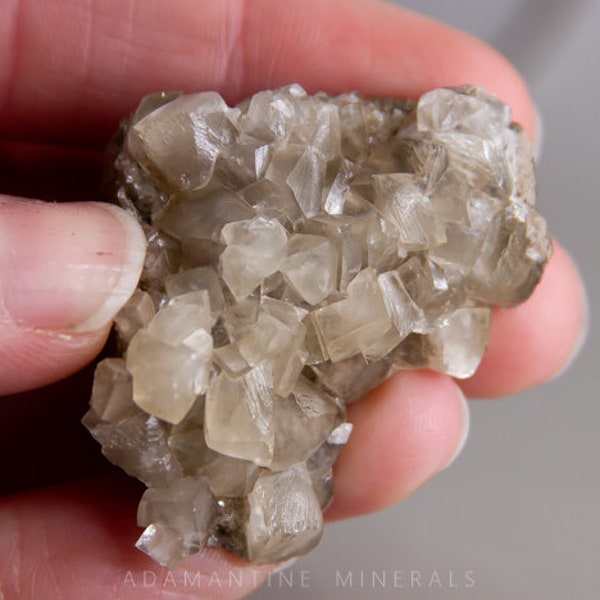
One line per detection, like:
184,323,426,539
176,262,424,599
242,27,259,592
147,292,212,343
286,148,326,217
417,86,511,139
323,158,355,215
311,268,392,362
300,215,369,291
246,464,323,564
311,353,391,402
204,364,274,465
213,344,251,378
327,422,353,445
220,217,288,299
85,411,182,487
377,269,424,339
165,266,225,316
280,234,338,304
156,188,255,241
426,307,491,378
373,173,446,249
127,92,232,192
127,326,212,425
270,377,342,471
243,178,303,225
136,523,184,569
89,358,134,422
114,290,156,344
137,476,213,540
169,425,260,496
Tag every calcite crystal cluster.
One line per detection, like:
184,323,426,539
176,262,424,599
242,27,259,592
83,84,551,568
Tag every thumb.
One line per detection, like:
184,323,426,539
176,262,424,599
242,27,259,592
0,197,146,395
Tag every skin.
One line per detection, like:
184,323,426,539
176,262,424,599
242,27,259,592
0,1,588,598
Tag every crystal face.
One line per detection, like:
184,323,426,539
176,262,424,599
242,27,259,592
84,84,551,567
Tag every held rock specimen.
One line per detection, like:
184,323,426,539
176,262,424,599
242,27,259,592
83,84,551,568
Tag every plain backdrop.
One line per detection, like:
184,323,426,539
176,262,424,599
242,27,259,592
251,1,600,598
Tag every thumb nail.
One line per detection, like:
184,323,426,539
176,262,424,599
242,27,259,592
442,387,470,470
0,198,146,332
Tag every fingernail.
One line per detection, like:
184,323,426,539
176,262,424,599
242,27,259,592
442,387,470,470
551,271,590,381
0,199,146,332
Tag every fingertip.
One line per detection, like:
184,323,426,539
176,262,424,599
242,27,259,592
0,198,146,395
326,370,469,521
0,476,273,600
461,241,588,398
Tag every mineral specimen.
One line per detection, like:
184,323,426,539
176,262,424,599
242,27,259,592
83,84,551,568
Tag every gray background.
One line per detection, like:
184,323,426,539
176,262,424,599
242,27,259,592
251,1,599,598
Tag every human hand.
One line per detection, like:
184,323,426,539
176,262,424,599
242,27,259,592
0,1,587,598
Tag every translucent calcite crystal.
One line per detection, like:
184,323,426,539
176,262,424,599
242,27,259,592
84,84,551,568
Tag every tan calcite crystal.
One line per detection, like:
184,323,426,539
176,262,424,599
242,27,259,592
83,84,551,568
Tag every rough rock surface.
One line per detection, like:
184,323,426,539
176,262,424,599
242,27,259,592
83,84,551,567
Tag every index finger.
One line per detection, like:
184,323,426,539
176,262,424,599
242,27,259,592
0,0,536,145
